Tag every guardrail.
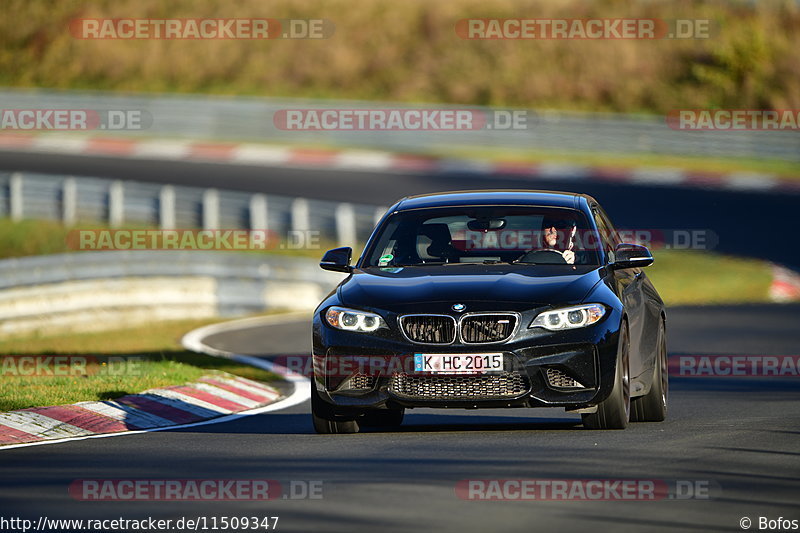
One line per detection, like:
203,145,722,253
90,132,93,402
0,171,387,246
0,251,345,336
0,169,378,336
1,88,796,162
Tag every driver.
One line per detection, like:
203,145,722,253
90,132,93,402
540,217,576,264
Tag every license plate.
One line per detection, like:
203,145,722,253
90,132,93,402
413,353,503,374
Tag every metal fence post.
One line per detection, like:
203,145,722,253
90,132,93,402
249,194,268,229
62,178,77,225
335,203,357,247
291,198,310,232
9,173,23,221
108,181,124,227
202,189,220,230
159,185,176,229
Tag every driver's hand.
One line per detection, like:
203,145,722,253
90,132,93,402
561,250,575,264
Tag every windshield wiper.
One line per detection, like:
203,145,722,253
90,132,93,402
376,260,519,267
383,263,449,267
378,262,485,267
480,259,517,265
439,260,517,265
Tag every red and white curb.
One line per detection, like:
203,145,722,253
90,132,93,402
0,133,797,194
770,265,800,302
0,373,280,447
0,313,310,451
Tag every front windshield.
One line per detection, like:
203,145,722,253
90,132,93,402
362,206,602,267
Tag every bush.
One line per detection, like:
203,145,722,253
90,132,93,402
1,0,798,113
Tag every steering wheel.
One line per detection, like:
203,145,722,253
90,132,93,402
517,249,568,264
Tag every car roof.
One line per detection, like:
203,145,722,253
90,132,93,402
393,190,596,211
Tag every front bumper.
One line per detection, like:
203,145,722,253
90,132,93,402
312,308,622,412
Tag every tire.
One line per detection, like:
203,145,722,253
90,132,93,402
582,322,630,430
310,379,360,434
360,409,405,429
631,320,668,422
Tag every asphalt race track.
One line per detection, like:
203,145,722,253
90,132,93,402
1,305,799,533
1,153,799,531
1,151,799,269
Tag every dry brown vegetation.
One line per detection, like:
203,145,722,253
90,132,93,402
1,0,798,113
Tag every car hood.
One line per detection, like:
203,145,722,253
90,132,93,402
339,264,604,312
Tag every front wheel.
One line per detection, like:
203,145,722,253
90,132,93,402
310,379,359,434
582,322,630,430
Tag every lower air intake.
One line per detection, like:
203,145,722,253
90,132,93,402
545,368,585,389
348,373,375,390
389,372,529,400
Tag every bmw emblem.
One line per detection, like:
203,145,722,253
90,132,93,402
452,303,466,313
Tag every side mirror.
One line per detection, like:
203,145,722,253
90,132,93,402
611,243,654,269
320,247,353,273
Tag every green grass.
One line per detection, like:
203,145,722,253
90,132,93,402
0,318,279,412
437,147,800,181
648,249,774,306
0,218,335,260
219,140,799,180
0,218,71,259
0,219,778,308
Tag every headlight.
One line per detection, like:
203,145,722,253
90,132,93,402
325,306,386,333
529,304,606,331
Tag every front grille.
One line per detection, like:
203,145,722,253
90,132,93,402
461,314,517,343
401,315,456,344
545,368,585,389
389,372,529,400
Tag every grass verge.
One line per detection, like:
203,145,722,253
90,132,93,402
436,146,800,181
0,218,337,260
0,318,279,412
648,250,774,306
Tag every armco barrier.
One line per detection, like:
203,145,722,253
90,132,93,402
0,88,796,162
0,171,387,246
0,251,345,336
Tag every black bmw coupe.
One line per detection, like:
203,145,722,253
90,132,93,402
311,190,667,432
